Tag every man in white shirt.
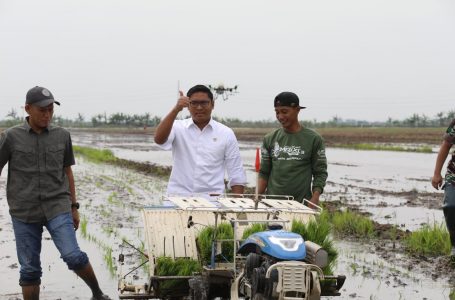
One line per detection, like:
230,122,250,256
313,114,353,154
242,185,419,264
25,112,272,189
154,85,246,196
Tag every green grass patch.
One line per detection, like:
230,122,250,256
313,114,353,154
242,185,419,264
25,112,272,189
331,210,374,238
404,222,450,256
73,145,116,163
155,256,201,290
73,145,171,178
333,143,433,153
196,223,234,265
291,211,337,274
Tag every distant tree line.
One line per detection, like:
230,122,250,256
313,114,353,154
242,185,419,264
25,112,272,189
301,110,455,128
0,109,162,128
1,108,454,128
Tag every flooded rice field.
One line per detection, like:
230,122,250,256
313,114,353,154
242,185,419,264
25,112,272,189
0,130,453,299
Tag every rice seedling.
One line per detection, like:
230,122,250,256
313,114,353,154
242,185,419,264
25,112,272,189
350,263,358,274
155,256,201,290
291,214,337,274
102,225,115,237
73,145,116,163
196,223,234,265
404,222,450,256
74,145,171,178
80,216,88,239
155,256,201,276
331,210,374,238
362,265,371,276
100,208,111,218
103,246,116,277
126,186,134,195
107,191,121,205
81,227,120,277
332,143,433,153
241,223,267,239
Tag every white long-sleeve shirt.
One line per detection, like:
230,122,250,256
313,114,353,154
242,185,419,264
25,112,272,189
156,118,246,196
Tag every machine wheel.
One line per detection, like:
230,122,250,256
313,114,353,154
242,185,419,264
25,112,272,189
246,253,262,279
251,267,266,298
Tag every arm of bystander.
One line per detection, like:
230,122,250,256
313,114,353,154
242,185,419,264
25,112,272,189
432,140,452,189
65,166,80,230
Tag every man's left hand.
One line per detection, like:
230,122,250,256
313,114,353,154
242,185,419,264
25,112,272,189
308,191,321,209
72,209,80,231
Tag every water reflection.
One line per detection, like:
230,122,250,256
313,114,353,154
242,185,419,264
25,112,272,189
70,130,443,231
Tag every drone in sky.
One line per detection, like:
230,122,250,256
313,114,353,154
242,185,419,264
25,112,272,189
208,84,238,101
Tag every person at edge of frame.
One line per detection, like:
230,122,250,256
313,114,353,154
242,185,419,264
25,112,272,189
432,118,455,257
257,91,328,209
0,86,112,300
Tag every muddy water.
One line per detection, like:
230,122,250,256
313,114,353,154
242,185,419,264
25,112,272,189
71,132,444,231
335,240,453,299
0,131,452,299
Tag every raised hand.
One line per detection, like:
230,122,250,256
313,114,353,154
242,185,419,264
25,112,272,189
175,90,189,112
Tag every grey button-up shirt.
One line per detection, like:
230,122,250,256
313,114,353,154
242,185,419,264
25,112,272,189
0,119,75,223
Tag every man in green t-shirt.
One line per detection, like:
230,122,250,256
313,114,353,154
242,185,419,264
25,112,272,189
258,92,327,208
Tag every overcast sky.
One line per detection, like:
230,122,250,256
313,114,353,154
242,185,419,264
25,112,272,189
1,0,454,122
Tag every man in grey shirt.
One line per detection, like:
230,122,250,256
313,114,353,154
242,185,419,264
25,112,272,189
0,86,110,300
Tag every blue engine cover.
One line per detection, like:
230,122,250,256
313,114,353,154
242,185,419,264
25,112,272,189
238,230,306,260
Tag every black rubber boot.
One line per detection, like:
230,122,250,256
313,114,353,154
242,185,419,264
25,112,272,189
443,207,455,256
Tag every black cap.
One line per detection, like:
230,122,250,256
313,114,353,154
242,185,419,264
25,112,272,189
26,86,60,107
274,92,305,109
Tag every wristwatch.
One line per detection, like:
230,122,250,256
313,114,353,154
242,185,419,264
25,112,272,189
71,202,80,210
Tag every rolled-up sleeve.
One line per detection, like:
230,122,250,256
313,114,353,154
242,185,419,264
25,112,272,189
155,127,175,150
225,131,246,187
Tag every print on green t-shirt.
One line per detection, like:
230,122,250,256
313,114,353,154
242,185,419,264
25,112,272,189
259,127,327,202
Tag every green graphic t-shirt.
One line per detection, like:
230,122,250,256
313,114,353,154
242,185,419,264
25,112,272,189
259,127,328,202
444,119,455,185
